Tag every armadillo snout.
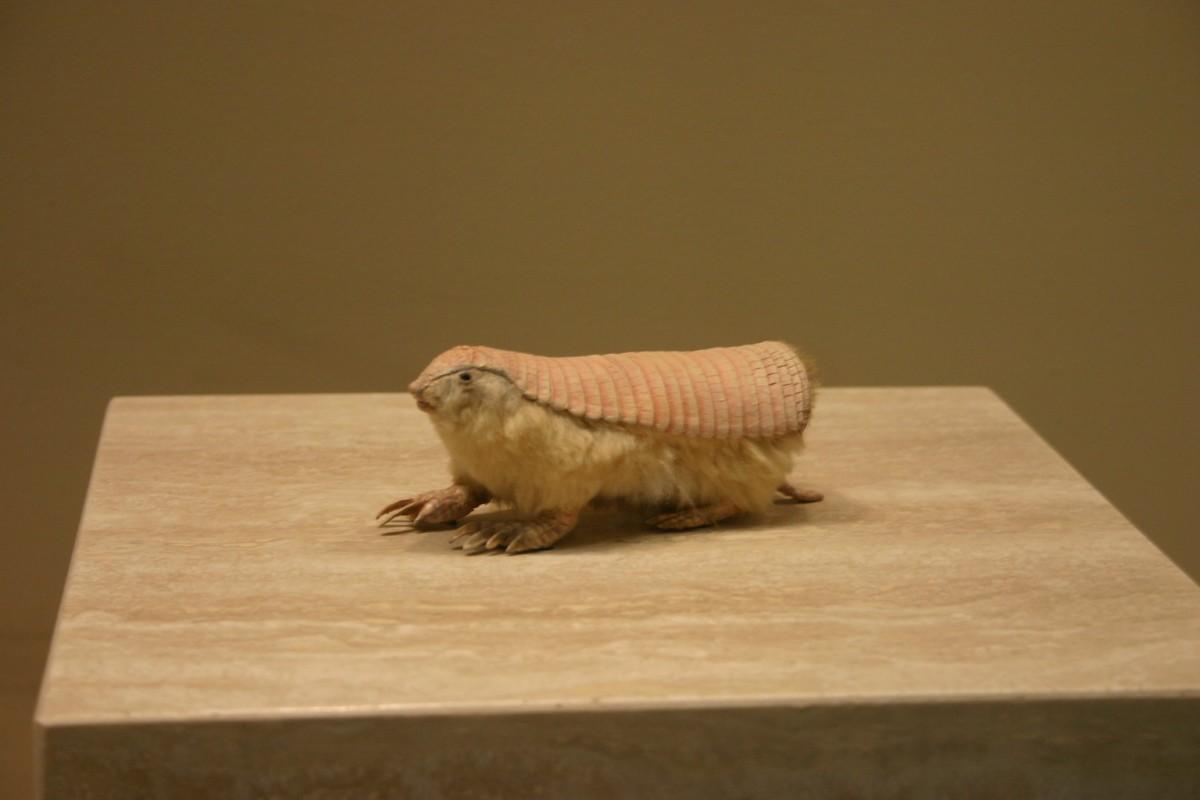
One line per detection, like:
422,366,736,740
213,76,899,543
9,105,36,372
409,383,434,412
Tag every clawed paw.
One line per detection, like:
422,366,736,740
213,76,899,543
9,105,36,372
777,482,823,503
646,502,740,531
447,520,543,555
377,485,480,527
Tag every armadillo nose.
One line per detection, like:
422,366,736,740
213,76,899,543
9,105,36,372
409,383,434,412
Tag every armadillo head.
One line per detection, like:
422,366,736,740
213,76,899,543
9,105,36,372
407,345,519,420
408,346,480,397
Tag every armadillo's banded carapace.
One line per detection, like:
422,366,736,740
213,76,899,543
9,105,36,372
410,341,815,440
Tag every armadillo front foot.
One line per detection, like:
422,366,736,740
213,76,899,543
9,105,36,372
647,501,740,531
376,484,488,527
449,510,580,555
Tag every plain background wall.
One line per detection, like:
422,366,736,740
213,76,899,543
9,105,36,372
2,2,1197,795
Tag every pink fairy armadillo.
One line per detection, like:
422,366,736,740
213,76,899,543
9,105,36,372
377,341,823,554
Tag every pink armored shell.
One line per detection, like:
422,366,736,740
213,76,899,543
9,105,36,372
409,341,814,440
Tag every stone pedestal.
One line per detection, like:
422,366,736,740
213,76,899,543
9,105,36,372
36,389,1200,797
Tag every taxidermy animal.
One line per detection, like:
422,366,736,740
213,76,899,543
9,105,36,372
377,341,823,554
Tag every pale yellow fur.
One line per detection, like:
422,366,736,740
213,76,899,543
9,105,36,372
422,368,804,516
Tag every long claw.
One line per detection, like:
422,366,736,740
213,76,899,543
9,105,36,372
376,497,415,519
378,499,424,523
449,521,480,546
505,535,538,555
483,521,520,550
460,530,491,554
462,531,489,550
379,509,417,527
378,499,426,527
400,500,426,515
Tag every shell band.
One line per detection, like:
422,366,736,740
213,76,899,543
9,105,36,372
409,342,813,440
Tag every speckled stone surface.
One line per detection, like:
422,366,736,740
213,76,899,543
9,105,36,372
35,389,1200,798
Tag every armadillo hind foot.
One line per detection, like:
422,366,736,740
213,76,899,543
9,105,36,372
646,501,741,531
777,482,824,503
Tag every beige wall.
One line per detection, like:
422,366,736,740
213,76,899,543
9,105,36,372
2,3,1197,795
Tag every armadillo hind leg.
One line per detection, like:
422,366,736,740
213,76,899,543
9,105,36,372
777,482,824,503
647,501,741,531
449,509,580,555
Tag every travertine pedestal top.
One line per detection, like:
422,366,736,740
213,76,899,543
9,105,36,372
36,388,1200,798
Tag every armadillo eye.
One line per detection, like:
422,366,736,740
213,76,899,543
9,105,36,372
459,371,472,382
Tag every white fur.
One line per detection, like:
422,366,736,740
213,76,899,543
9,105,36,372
419,367,805,516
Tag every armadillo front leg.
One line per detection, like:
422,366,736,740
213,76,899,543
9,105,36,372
450,509,581,555
376,483,489,527
647,501,741,531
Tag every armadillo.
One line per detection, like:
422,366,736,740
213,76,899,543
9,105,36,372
377,341,823,554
